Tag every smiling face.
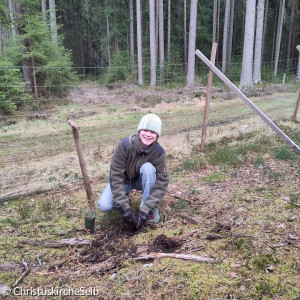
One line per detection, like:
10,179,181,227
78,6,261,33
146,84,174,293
139,130,158,148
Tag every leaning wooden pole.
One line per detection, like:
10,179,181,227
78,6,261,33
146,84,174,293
68,120,96,233
200,42,217,152
195,49,300,153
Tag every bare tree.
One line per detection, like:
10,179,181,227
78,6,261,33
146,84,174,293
8,0,16,36
167,0,171,60
42,0,47,21
227,0,235,65
136,0,143,85
106,15,111,68
129,0,135,62
158,0,164,78
149,0,156,86
186,0,198,87
15,2,32,92
286,0,295,62
212,0,217,43
239,0,256,89
49,0,58,44
184,0,187,71
297,45,300,82
222,0,231,73
0,22,2,55
274,0,286,75
262,0,269,59
253,0,265,84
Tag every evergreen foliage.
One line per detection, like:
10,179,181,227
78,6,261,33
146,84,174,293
0,0,76,113
0,59,29,114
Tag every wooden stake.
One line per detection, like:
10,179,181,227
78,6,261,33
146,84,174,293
200,42,217,152
68,120,95,213
195,49,300,153
293,89,300,121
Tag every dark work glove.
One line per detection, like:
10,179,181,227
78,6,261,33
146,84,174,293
118,205,137,225
136,210,148,229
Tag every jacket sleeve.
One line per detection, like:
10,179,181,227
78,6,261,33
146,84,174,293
140,151,169,214
109,141,130,209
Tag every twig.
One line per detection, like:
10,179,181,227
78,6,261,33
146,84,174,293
179,213,199,224
12,259,30,288
133,252,217,263
166,191,194,203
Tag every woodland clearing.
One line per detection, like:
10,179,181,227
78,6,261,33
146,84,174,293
0,82,299,300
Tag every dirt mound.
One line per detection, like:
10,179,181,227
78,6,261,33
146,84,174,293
151,234,181,253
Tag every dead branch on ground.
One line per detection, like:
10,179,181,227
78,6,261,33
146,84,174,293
133,253,217,263
18,238,91,248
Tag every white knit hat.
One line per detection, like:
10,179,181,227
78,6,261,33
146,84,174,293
137,113,162,136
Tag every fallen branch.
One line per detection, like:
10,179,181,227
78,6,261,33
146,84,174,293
133,253,217,263
19,238,91,248
86,258,123,275
179,213,199,224
12,259,30,288
166,191,194,204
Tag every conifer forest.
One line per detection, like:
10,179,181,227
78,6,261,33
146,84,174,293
0,0,300,113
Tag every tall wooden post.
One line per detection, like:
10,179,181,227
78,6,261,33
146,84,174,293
293,89,300,121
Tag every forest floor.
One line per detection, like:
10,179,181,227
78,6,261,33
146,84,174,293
0,81,300,299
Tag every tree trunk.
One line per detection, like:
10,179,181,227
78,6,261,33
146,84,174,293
274,0,285,75
49,0,58,44
0,22,2,55
129,0,135,62
15,2,32,92
239,0,256,89
31,54,38,98
222,0,231,73
136,0,143,85
149,0,156,86
228,0,235,65
186,0,198,87
212,0,217,43
296,45,300,82
262,0,269,60
184,0,187,72
167,0,171,60
156,0,159,63
8,0,16,36
42,0,47,22
216,0,221,61
106,15,111,68
158,0,164,79
286,0,295,61
85,0,92,68
253,0,265,84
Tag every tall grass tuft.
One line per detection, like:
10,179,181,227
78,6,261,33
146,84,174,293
208,147,241,166
275,145,296,160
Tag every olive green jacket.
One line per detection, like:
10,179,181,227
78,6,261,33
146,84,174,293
110,134,169,214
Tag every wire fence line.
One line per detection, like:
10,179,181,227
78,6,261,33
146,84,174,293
0,58,299,96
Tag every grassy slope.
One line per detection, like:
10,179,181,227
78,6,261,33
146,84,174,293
0,83,299,299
